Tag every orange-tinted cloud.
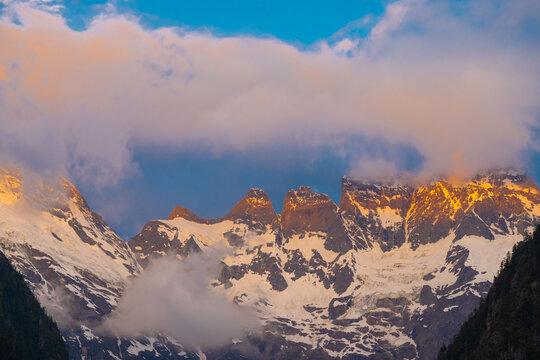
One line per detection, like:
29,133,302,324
0,1,538,186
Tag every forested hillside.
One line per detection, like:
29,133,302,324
439,224,540,359
0,251,68,360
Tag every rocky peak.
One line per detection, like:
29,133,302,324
167,188,279,229
282,186,338,231
61,177,91,212
339,176,413,217
339,171,540,250
405,173,539,247
245,188,268,198
168,205,215,224
224,188,279,229
339,177,413,251
285,185,329,204
282,186,352,253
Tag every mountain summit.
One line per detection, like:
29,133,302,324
168,188,279,230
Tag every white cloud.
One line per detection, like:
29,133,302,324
368,0,424,49
0,0,538,186
101,253,260,351
349,158,399,181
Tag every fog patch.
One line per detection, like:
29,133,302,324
100,252,261,351
349,158,400,181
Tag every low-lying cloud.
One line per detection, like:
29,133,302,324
0,0,539,186
101,253,261,351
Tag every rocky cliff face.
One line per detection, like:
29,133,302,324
340,171,540,252
129,170,540,359
339,179,412,251
282,186,352,253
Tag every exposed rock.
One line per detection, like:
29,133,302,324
282,186,352,253
249,252,288,291
454,210,494,241
168,188,280,231
340,178,412,251
224,188,280,231
419,285,437,305
328,296,353,319
168,205,214,224
283,249,309,280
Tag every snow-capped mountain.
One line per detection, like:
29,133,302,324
0,168,539,359
0,169,193,359
130,170,540,359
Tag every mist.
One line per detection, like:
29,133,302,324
101,252,261,351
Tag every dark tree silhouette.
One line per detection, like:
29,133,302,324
0,251,68,360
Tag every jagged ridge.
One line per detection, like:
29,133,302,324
1,168,539,359
129,170,540,359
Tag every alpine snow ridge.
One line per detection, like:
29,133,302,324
0,168,539,359
130,170,540,359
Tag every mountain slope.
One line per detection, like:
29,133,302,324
0,249,68,360
130,170,540,359
438,224,540,360
0,169,194,359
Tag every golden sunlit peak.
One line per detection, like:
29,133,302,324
245,196,271,207
57,176,84,204
0,169,23,205
243,188,272,208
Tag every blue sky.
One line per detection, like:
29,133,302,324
1,0,539,239
83,138,424,238
60,0,384,43
57,0,390,237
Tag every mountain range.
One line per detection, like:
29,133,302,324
0,168,539,359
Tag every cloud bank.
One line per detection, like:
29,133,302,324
102,253,260,350
0,0,539,186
